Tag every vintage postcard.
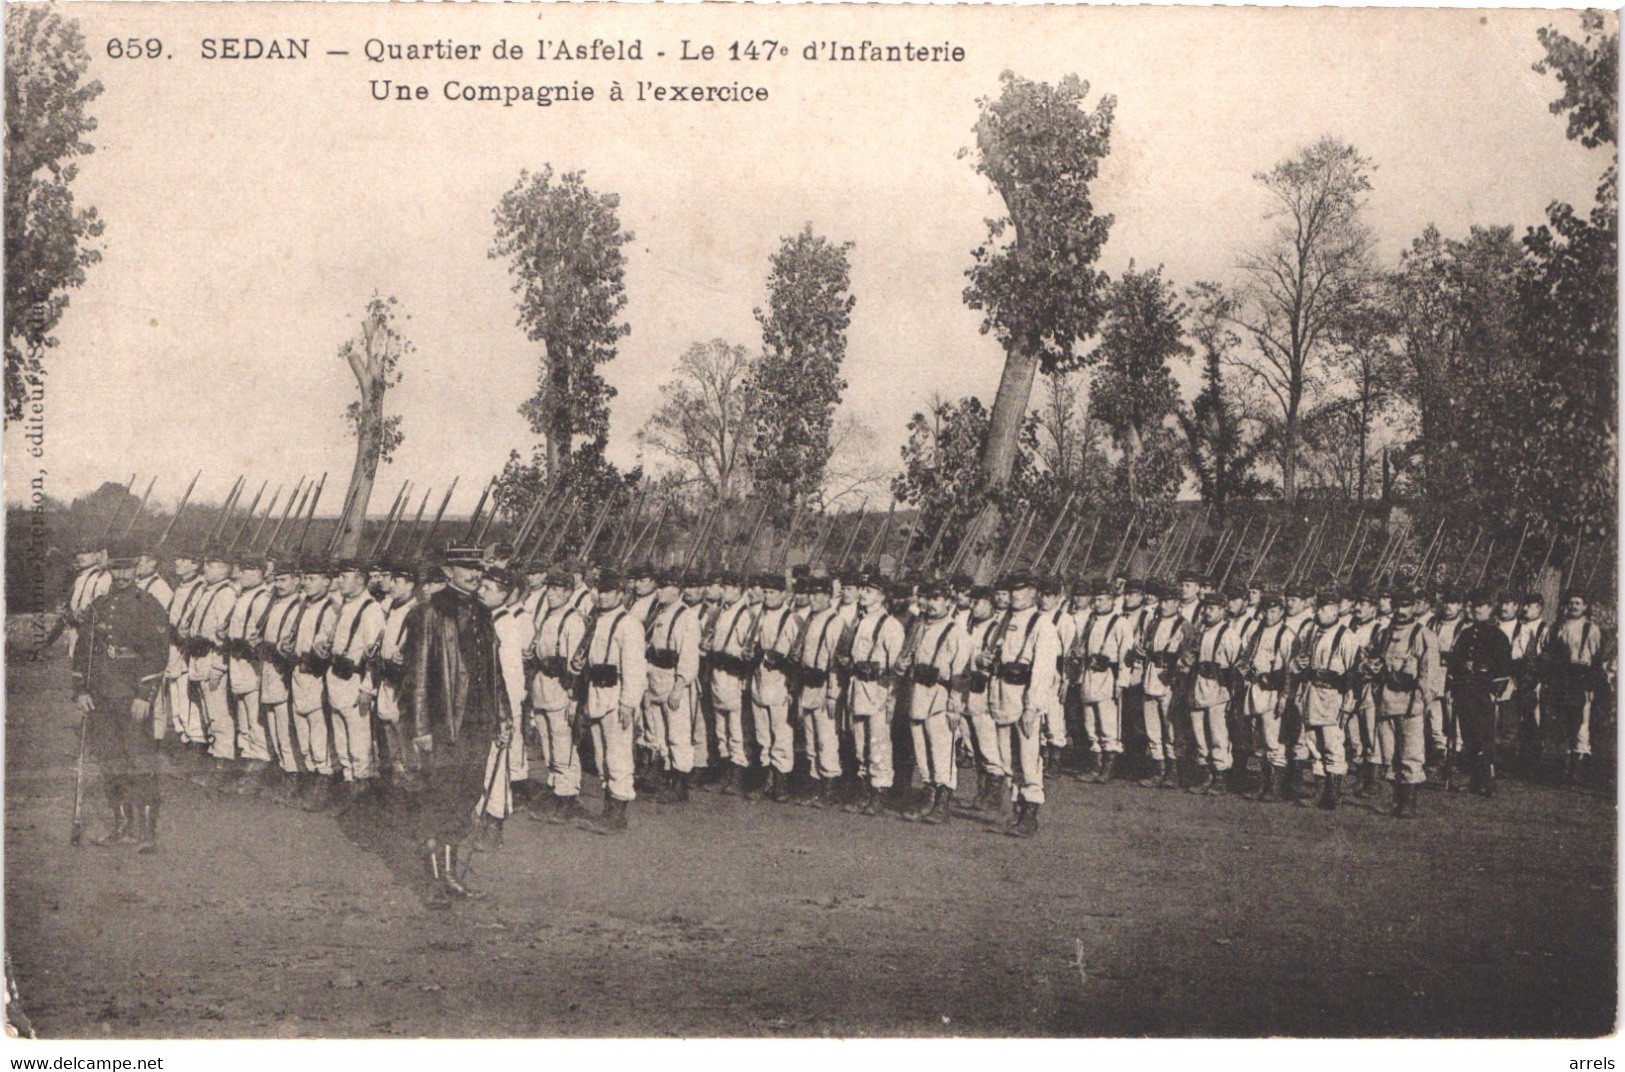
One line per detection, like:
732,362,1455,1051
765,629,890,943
2,0,1616,1053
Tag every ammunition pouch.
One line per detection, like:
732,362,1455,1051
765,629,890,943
851,660,882,683
523,652,544,675
1149,651,1178,671
1087,653,1116,674
1255,669,1286,692
587,663,621,689
1063,654,1086,680
1194,660,1224,681
761,650,788,673
711,652,750,677
298,653,330,677
998,662,1033,687
1309,668,1346,690
1124,647,1147,668
647,647,679,671
377,659,405,686
539,655,571,681
1385,668,1419,693
796,664,829,690
910,663,942,688
330,655,358,681
182,636,214,659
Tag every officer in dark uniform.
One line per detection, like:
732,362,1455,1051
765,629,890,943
1449,588,1514,797
71,539,171,852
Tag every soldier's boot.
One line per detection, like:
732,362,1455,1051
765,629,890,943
1004,799,1027,831
986,776,1012,819
1156,760,1179,790
1389,782,1414,818
1353,763,1377,798
91,803,133,848
549,795,586,825
1255,764,1278,802
1475,761,1497,798
1439,754,1458,792
1092,753,1118,785
441,844,485,900
1318,774,1342,810
136,802,160,854
769,769,792,804
300,775,333,813
721,764,745,797
671,771,693,804
742,767,766,802
472,815,504,852
587,797,629,835
1566,753,1584,788
805,778,834,809
901,783,935,822
1280,760,1303,801
921,784,953,826
855,785,882,817
1187,766,1215,795
1042,746,1057,777
1204,768,1229,795
527,791,557,821
1137,760,1164,789
1007,801,1041,838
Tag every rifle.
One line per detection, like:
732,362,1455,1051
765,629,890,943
246,484,284,551
1204,522,1234,578
1245,522,1282,586
1283,514,1318,587
1377,522,1413,586
1452,526,1482,585
525,486,578,564
860,502,894,573
807,511,838,569
1329,512,1361,581
1181,505,1213,574
397,485,432,557
611,487,650,562
120,476,157,540
1028,493,1076,573
989,504,1033,579
834,498,870,571
778,500,806,571
576,497,616,565
462,477,497,541
267,478,309,555
1048,517,1083,575
681,505,718,573
226,479,269,554
205,476,245,549
100,473,138,542
155,470,202,552
294,473,327,554
1503,519,1532,586
1103,512,1140,581
736,499,773,572
418,477,459,555
627,498,671,567
1069,514,1104,577
1412,518,1446,588
365,481,410,559
510,480,557,554
376,482,415,558
1217,515,1255,588
1472,537,1497,588
536,499,583,566
1564,528,1584,590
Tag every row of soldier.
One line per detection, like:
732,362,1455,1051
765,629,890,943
58,531,1612,902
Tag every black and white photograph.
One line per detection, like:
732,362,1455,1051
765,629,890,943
1,0,1617,1048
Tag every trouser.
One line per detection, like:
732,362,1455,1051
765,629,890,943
1553,692,1595,757
853,709,894,789
1303,722,1347,777
590,710,636,802
506,712,529,783
910,711,957,789
649,690,698,774
1120,685,1148,758
716,704,749,769
90,694,162,805
1517,684,1543,757
1000,718,1045,803
803,702,842,780
1142,693,1177,762
1454,686,1498,775
230,688,271,763
293,705,333,776
1043,692,1069,748
477,737,514,819
1188,703,1232,771
264,699,300,773
1377,710,1427,785
965,703,1009,779
1081,695,1121,754
1349,690,1379,766
329,701,376,781
533,705,582,797
1287,700,1321,766
1426,694,1458,756
1249,689,1288,768
751,696,795,774
194,676,235,760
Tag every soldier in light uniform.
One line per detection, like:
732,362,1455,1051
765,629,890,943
1184,591,1244,794
71,540,171,851
900,579,970,824
1070,579,1134,785
840,574,906,817
1425,588,1469,784
161,548,207,755
182,550,239,779
1509,592,1551,773
1291,592,1363,810
1545,589,1607,786
988,572,1061,837
580,568,647,834
1175,570,1203,628
324,561,387,802
792,576,844,807
287,562,340,811
133,550,173,610
1239,594,1293,800
1138,582,1191,789
59,542,112,662
644,570,703,804
704,573,756,794
372,561,420,793
1369,588,1442,817
255,561,306,804
525,567,588,822
747,573,802,802
1343,591,1385,798
625,563,661,786
1116,579,1153,770
958,585,1008,812
472,565,530,846
218,556,276,793
1037,578,1074,774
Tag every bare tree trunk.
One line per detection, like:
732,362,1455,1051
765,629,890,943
333,390,380,558
974,339,1043,583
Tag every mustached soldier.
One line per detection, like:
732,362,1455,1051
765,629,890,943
72,540,170,852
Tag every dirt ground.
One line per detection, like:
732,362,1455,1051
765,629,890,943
4,647,1615,1039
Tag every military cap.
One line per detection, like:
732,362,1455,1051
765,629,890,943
1316,591,1341,608
385,559,418,581
302,559,335,577
74,537,108,556
717,570,745,589
594,567,625,592
887,580,915,602
1390,585,1418,605
203,546,232,566
755,571,787,591
1222,583,1247,601
522,560,548,577
415,560,444,584
170,543,203,563
1438,586,1463,604
487,541,516,562
331,558,368,577
1083,578,1110,597
790,563,810,580
680,570,705,590
1520,591,1545,606
1351,588,1378,607
628,561,657,580
918,579,949,600
968,584,995,603
836,570,862,589
948,572,974,591
1177,569,1204,584
236,554,269,574
442,543,486,568
1037,576,1064,596
106,538,143,569
1466,587,1496,607
1561,588,1589,605
1285,582,1315,599
536,566,569,588
1001,570,1036,591
1258,592,1284,610
796,575,833,596
482,564,521,591
1198,591,1225,608
1122,578,1145,595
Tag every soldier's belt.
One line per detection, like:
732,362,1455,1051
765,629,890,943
1124,649,1147,668
586,663,620,688
538,655,572,681
958,669,989,695
1148,652,1178,670
794,664,829,690
182,636,215,659
910,663,943,688
297,654,331,676
760,650,788,673
711,652,750,677
1254,669,1286,692
1194,660,1224,680
1384,668,1419,692
377,660,405,686
997,662,1033,687
1086,653,1116,673
850,660,882,683
330,655,359,681
523,653,544,675
647,647,679,671
1309,668,1347,690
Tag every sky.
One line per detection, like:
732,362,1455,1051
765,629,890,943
3,2,1611,516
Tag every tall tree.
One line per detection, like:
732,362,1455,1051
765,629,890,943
638,338,758,503
4,6,104,422
750,224,855,513
1228,138,1376,502
330,294,411,556
491,166,631,479
963,71,1116,493
1032,368,1111,506
1089,266,1190,507
1178,282,1274,509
